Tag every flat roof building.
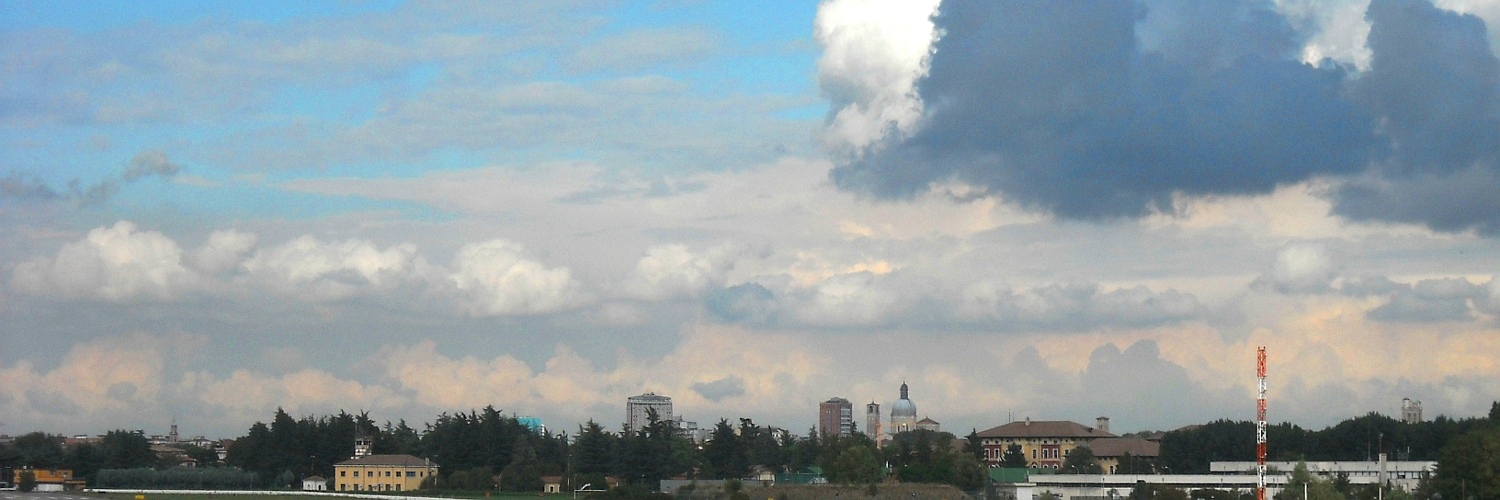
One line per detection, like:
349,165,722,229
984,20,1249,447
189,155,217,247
819,397,854,438
626,392,674,432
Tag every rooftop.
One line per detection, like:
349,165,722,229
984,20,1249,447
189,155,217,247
1086,437,1160,458
976,419,1115,439
335,454,438,467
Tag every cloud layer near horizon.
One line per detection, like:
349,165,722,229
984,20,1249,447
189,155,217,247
3,0,1500,440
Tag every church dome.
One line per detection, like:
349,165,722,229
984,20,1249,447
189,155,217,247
891,382,917,417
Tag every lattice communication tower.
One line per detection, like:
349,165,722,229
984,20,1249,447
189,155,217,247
1256,347,1268,500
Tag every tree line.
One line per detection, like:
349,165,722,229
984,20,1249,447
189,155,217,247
0,429,208,486
221,406,983,493
3,402,1494,497
1159,403,1500,473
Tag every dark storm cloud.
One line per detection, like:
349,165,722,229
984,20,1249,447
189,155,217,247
705,282,779,325
1,150,181,205
833,0,1379,219
0,173,60,200
1364,277,1485,323
690,375,747,402
832,0,1500,234
1332,0,1500,234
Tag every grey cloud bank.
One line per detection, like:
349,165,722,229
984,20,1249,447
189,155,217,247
833,0,1500,235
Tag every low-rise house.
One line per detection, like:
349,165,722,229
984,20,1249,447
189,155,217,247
541,476,562,494
303,475,329,491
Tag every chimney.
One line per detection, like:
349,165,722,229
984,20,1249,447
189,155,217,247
1096,416,1110,434
1024,417,1031,426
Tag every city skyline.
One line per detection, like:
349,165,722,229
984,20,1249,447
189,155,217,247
4,0,1500,440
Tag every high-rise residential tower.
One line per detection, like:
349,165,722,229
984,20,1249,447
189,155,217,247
626,392,674,432
819,397,854,437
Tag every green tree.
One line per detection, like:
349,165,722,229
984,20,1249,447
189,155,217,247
703,419,747,479
17,470,36,492
1433,426,1500,500
1061,446,1103,474
1000,444,1028,468
965,429,985,461
743,419,786,472
617,408,687,489
65,442,104,484
790,427,822,471
1280,461,1347,500
500,436,541,491
573,420,615,476
100,430,156,470
10,433,65,468
179,444,220,466
1117,452,1153,474
828,442,881,484
378,419,422,456
952,452,988,491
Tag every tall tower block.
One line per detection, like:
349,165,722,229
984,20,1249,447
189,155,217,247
1256,347,1268,500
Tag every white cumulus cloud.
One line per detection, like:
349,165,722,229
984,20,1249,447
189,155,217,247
448,238,587,316
815,0,940,153
189,228,258,275
242,235,434,302
618,243,747,301
1258,242,1339,293
11,221,202,301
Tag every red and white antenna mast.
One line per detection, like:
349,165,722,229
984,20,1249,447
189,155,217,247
1257,347,1268,500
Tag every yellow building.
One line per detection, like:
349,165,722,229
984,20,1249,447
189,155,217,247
333,454,440,492
975,418,1115,469
13,468,86,491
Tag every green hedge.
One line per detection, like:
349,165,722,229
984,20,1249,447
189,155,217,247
95,467,263,489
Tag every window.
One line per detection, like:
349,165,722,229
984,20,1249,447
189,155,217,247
340,471,346,477
353,471,360,477
1032,449,1037,459
407,471,416,477
385,471,392,477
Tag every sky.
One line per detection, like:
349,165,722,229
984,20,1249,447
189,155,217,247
2,0,1499,442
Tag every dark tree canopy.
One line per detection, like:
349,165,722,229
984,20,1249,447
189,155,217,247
1433,427,1500,500
1000,443,1028,468
1061,445,1103,474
